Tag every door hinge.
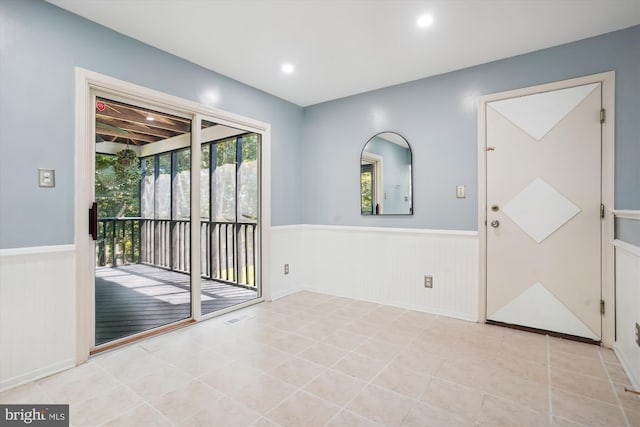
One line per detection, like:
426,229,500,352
600,300,605,315
600,204,605,219
600,109,606,124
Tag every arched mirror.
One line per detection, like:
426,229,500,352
360,132,413,215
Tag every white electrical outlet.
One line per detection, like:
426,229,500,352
284,264,290,275
456,185,465,198
424,275,433,288
38,169,55,188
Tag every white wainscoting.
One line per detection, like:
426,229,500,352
272,225,479,321
0,245,76,392
613,239,640,389
270,226,307,300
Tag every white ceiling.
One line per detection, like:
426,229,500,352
46,0,640,107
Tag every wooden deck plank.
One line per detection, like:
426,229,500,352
95,264,257,345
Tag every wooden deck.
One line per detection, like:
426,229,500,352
95,264,257,345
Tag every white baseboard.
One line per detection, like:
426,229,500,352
0,359,76,393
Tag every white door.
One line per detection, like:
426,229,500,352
485,82,603,341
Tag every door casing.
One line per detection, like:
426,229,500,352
477,71,615,346
75,68,272,363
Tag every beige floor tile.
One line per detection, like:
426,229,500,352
393,348,444,376
373,325,417,347
624,407,640,427
551,415,586,426
420,377,484,422
2,293,627,427
332,352,387,382
266,332,317,355
549,338,601,360
599,347,620,365
322,330,368,351
36,363,120,406
347,384,414,426
550,349,608,379
268,357,325,387
433,356,487,388
551,389,627,427
70,384,143,427
240,346,292,371
267,390,340,427
353,338,402,362
614,382,640,411
295,322,338,341
230,374,296,414
605,362,632,384
94,350,169,382
251,417,281,427
123,365,193,401
499,340,548,364
346,320,382,338
346,300,380,314
144,338,209,363
492,354,549,385
170,348,233,377
298,341,348,366
101,403,171,427
551,367,618,405
477,394,549,427
200,361,265,395
372,359,430,399
0,382,50,404
480,370,550,413
402,401,468,427
179,396,261,427
149,380,223,423
325,409,381,427
304,369,366,406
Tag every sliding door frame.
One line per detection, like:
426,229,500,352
75,68,271,363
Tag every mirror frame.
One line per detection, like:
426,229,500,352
360,131,413,216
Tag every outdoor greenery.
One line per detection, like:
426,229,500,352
96,152,140,218
361,165,373,214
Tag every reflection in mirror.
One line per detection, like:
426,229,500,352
360,132,412,215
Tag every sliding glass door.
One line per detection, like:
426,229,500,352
199,119,261,316
92,100,262,349
94,96,193,347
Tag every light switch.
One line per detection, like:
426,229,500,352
39,169,55,188
456,185,465,198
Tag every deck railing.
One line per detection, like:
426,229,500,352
97,217,257,287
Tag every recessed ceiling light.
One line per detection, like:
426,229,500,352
417,14,434,28
146,116,154,121
281,63,294,74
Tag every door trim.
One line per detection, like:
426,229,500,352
477,71,615,346
74,68,272,364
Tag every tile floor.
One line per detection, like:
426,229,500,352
1,291,639,426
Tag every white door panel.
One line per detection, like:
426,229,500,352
486,83,602,340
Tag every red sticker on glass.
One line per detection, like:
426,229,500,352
96,101,106,112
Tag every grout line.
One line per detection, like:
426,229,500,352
598,349,631,427
546,334,553,426
91,358,175,427
322,332,418,427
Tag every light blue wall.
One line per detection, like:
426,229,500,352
0,0,303,249
302,26,640,236
364,136,411,214
1,0,638,247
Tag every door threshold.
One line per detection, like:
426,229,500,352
486,320,601,346
90,318,195,355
